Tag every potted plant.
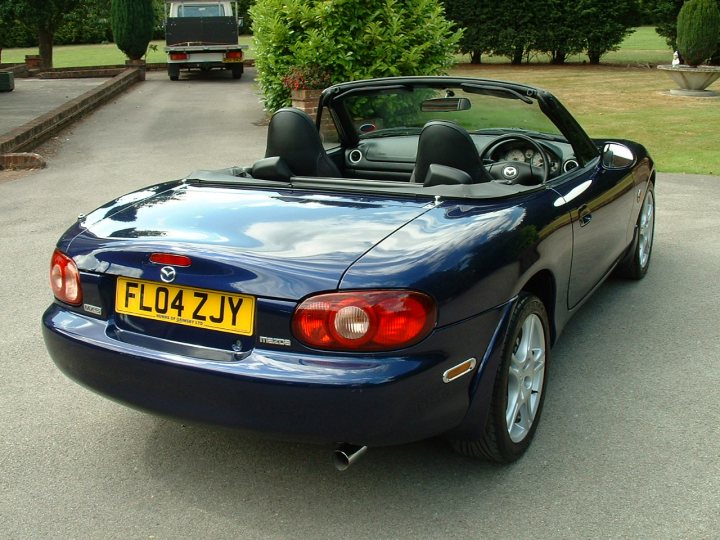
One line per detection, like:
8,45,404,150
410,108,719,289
657,0,720,96
282,65,332,115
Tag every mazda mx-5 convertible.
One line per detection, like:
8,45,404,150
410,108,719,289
43,76,655,469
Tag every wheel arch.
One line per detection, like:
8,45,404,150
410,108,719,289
519,269,557,345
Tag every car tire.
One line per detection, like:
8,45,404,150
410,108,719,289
451,293,550,463
231,65,243,79
616,183,655,280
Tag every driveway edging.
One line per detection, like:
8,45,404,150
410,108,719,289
0,67,143,167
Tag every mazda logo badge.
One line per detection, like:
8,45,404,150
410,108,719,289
160,266,176,283
503,166,518,179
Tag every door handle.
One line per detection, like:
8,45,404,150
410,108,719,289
579,205,592,227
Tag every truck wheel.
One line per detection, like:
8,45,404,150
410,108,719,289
231,65,243,79
168,65,180,81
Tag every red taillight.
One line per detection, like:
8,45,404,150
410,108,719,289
292,291,436,351
224,51,243,60
50,249,83,306
149,253,192,267
170,52,188,61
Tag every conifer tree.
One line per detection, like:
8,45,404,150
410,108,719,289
111,0,155,60
676,0,720,66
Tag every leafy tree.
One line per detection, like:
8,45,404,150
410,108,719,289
651,0,686,49
56,0,113,45
151,0,167,39
445,0,640,65
237,0,254,35
443,0,545,65
532,0,585,64
491,0,544,64
251,0,461,112
443,0,498,64
0,0,81,68
111,0,155,61
577,0,638,64
0,13,8,54
676,0,720,65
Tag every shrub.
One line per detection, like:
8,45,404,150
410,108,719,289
251,0,461,112
111,0,155,60
676,0,720,66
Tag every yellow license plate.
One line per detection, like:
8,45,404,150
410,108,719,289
115,277,255,335
223,58,243,63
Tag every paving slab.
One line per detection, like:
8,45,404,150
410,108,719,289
0,77,109,136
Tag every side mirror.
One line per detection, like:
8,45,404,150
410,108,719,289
602,143,635,169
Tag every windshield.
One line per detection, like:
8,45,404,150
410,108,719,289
342,86,563,140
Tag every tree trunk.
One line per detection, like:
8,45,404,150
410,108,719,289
588,49,601,65
551,50,566,65
511,46,523,65
470,51,482,64
38,28,54,69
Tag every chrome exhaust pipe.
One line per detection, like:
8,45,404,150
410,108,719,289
333,444,368,471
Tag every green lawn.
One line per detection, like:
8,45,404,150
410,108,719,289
452,64,720,176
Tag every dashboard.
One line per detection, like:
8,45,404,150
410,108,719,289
491,141,559,175
343,134,579,182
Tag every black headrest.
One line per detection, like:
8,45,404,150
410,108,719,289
264,108,341,178
412,121,490,184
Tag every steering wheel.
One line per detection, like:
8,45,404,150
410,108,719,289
480,134,550,185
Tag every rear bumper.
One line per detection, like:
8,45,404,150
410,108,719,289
168,62,240,70
42,303,506,446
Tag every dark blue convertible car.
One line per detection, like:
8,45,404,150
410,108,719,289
43,76,655,469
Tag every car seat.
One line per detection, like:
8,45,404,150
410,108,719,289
262,107,341,178
411,121,491,185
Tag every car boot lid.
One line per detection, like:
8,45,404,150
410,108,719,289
65,182,433,299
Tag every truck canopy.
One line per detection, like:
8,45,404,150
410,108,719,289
165,1,239,46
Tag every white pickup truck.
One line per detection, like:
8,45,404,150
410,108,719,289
164,0,247,81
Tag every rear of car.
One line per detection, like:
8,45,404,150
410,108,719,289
42,181,514,446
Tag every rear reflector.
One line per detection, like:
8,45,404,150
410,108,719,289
225,51,243,60
149,253,192,267
170,53,188,61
